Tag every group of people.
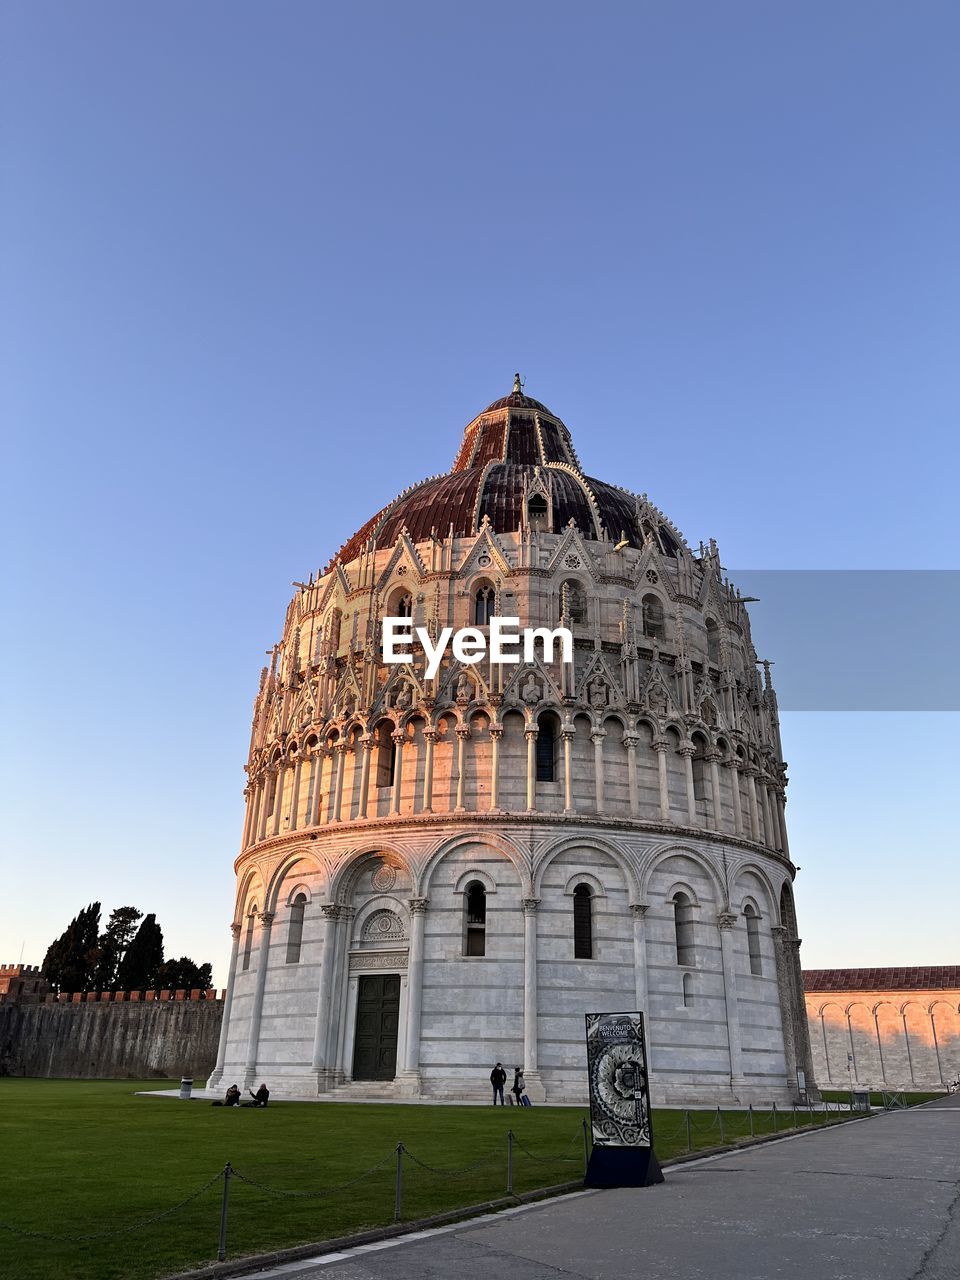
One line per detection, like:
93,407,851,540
490,1063,531,1107
213,1082,270,1107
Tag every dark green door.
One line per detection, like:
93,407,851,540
352,974,401,1080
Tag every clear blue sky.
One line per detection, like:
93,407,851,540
2,3,956,986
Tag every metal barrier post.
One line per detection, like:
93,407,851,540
685,1111,692,1152
792,1102,797,1130
748,1103,755,1138
582,1118,589,1176
394,1144,404,1222
217,1163,232,1262
772,1101,778,1133
717,1107,725,1144
507,1130,514,1194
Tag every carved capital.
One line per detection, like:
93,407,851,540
455,726,472,740
629,902,649,919
560,729,576,743
522,897,541,915
590,731,607,745
408,897,430,915
716,910,737,931
524,728,539,741
257,911,275,927
423,730,438,745
678,744,695,759
391,731,406,747
489,725,504,740
321,903,344,920
622,735,640,750
230,923,242,939
652,737,670,754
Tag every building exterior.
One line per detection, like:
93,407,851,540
209,380,814,1104
0,964,49,1004
804,967,959,1092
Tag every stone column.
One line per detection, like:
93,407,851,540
679,744,697,825
332,743,348,822
744,767,761,841
489,725,502,811
250,778,265,845
240,787,254,849
257,770,274,841
400,898,429,1088
707,751,723,830
288,754,304,831
653,738,671,821
422,730,436,813
717,910,745,1091
208,923,242,1087
901,1009,917,1085
391,731,405,816
455,726,470,812
785,936,816,1092
771,924,800,1092
525,728,538,812
759,777,775,847
357,737,373,819
522,898,544,1099
775,791,790,857
243,911,274,1087
592,731,606,814
624,735,640,817
271,765,286,836
727,759,745,836
561,729,575,814
930,1011,945,1085
630,904,649,1015
311,904,343,1089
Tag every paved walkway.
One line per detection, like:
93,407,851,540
245,1095,960,1280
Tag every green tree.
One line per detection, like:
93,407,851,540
41,902,101,993
156,957,213,991
93,906,143,991
116,914,165,991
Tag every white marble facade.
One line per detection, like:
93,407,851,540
210,383,814,1104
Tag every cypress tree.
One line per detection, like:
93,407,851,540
116,914,165,991
41,902,102,993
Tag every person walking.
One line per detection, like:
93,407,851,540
490,1062,507,1105
512,1066,525,1107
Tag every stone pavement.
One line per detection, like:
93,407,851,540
241,1096,960,1280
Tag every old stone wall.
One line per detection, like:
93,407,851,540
0,997,223,1079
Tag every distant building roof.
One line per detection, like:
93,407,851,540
803,967,960,992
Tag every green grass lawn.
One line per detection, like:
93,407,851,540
0,1079,861,1280
818,1088,945,1107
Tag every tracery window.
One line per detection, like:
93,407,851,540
573,885,593,959
464,881,487,956
286,894,307,964
641,593,665,640
474,583,495,626
559,579,587,625
527,493,548,532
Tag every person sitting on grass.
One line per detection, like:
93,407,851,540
212,1084,241,1107
242,1083,270,1107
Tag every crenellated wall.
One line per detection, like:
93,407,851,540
0,991,223,1079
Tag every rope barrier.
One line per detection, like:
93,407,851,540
0,1171,223,1242
230,1151,396,1199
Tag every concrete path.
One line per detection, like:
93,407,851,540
244,1095,960,1280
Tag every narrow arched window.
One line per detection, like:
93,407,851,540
376,728,396,788
744,905,762,976
573,885,593,959
286,893,307,964
706,618,720,664
242,908,257,972
527,493,548,532
641,594,665,640
682,972,693,1007
535,717,556,782
474,584,495,626
464,881,486,956
673,892,695,967
559,579,587,625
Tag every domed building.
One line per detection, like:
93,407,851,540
209,379,815,1104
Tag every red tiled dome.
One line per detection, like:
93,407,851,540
327,384,680,569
